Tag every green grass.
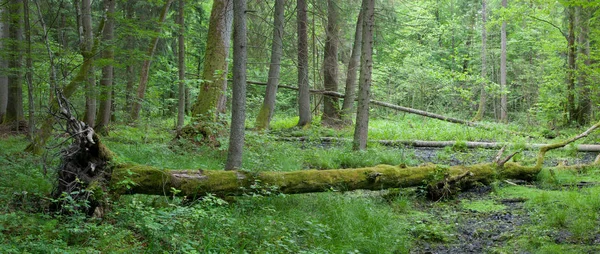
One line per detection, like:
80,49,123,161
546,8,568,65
2,117,600,253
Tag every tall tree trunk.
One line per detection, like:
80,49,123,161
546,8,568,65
566,5,576,124
96,0,116,134
5,0,24,127
23,0,34,138
81,0,96,127
322,0,341,127
130,0,174,121
191,0,233,121
0,6,8,123
255,0,285,131
124,0,135,113
576,5,591,125
473,0,487,122
499,0,508,123
341,6,363,125
297,0,312,127
225,0,247,170
177,0,186,131
352,0,374,151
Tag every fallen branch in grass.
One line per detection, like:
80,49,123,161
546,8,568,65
276,137,600,152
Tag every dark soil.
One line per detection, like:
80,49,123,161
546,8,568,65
410,186,530,254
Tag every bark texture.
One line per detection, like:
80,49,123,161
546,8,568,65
224,0,247,170
322,0,341,127
96,0,116,134
296,0,312,127
81,0,96,127
191,0,233,121
5,0,23,126
177,0,186,131
500,0,507,123
341,6,363,124
0,6,7,122
353,0,374,151
255,0,285,131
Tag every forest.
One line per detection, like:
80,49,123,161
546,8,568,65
1,0,600,252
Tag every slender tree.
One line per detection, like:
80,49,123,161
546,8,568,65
130,0,174,121
576,5,591,125
566,5,576,124
225,0,247,170
191,0,233,121
4,0,24,127
297,0,312,127
23,0,34,138
352,0,375,151
322,0,341,127
124,0,135,112
81,0,96,127
255,0,285,131
0,6,8,122
341,6,364,124
500,0,508,123
177,0,186,131
473,0,487,121
96,0,116,134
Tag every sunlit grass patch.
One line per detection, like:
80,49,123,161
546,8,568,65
461,199,506,213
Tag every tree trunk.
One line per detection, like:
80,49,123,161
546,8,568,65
224,0,247,171
353,0,374,151
340,6,364,125
130,0,174,121
499,0,508,123
111,162,541,198
473,0,487,122
176,0,186,131
0,6,9,124
255,0,285,131
124,0,135,113
96,0,116,134
23,0,34,139
296,0,312,128
321,0,341,127
576,6,591,126
5,0,24,128
566,5,576,124
81,0,96,127
191,0,233,121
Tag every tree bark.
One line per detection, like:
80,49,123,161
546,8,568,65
322,0,342,127
499,0,508,123
224,0,247,171
576,6,591,126
341,6,363,125
124,0,135,113
23,0,34,139
191,0,233,121
473,0,487,122
177,0,186,131
255,0,285,131
4,0,24,127
0,6,9,123
353,0,374,151
566,5,576,124
111,162,540,197
81,0,96,127
96,0,116,134
297,0,312,128
130,0,174,121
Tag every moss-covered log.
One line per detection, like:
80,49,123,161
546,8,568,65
110,162,540,197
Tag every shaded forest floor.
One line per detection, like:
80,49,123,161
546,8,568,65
1,116,600,253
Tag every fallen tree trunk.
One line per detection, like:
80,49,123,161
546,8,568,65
110,162,539,198
245,80,534,138
277,137,600,152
